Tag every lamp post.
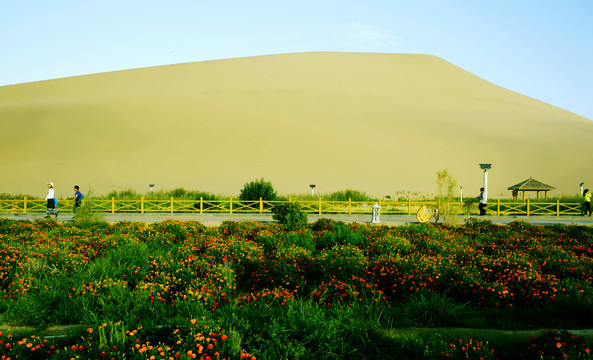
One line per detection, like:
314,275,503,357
149,184,155,193
310,184,316,196
478,164,492,202
580,182,585,196
460,186,463,203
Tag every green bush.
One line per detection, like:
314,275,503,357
315,223,364,250
239,178,277,201
284,230,315,252
272,202,308,230
314,244,369,282
104,188,141,200
463,197,479,215
325,189,372,202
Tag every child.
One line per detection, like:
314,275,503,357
73,185,84,213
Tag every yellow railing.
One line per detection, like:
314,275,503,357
0,197,585,216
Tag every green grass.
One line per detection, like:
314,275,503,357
1,218,593,359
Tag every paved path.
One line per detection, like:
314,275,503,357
1,212,592,226
1,324,592,341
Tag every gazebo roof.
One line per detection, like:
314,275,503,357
508,177,556,191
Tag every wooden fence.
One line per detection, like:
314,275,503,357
0,198,585,216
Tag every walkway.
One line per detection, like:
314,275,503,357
1,212,592,226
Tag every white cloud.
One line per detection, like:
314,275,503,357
332,22,396,51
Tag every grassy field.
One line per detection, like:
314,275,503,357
1,218,592,359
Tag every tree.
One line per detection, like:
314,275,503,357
239,178,277,201
436,169,459,225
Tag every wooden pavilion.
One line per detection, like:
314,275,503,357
507,177,556,202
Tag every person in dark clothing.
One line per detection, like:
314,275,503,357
478,187,486,216
73,185,84,213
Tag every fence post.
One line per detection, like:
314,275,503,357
170,197,174,214
200,197,203,214
259,198,263,214
112,197,115,213
230,198,233,214
556,200,560,216
23,197,27,213
141,197,144,214
348,198,351,215
318,198,322,215
497,199,500,216
407,199,411,215
526,199,530,216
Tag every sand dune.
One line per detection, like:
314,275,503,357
1,52,591,199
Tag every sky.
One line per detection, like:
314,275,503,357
2,0,592,120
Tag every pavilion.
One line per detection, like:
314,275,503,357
507,177,556,202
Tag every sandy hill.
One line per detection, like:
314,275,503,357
1,52,592,199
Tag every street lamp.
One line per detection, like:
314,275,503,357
149,184,155,193
478,164,492,202
310,184,316,196
580,182,585,196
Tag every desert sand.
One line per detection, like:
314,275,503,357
1,52,591,199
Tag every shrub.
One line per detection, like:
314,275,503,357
325,189,371,202
165,188,218,200
463,197,479,215
314,244,369,282
311,218,343,232
103,188,140,200
272,202,308,230
315,223,363,250
284,230,315,252
239,178,277,201
436,168,459,225
363,235,413,260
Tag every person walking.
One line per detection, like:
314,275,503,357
73,185,84,213
584,189,591,216
478,187,486,216
45,182,58,218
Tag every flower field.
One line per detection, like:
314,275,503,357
0,217,592,359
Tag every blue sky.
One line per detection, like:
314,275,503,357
2,0,592,120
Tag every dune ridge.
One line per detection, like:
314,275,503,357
1,52,591,199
